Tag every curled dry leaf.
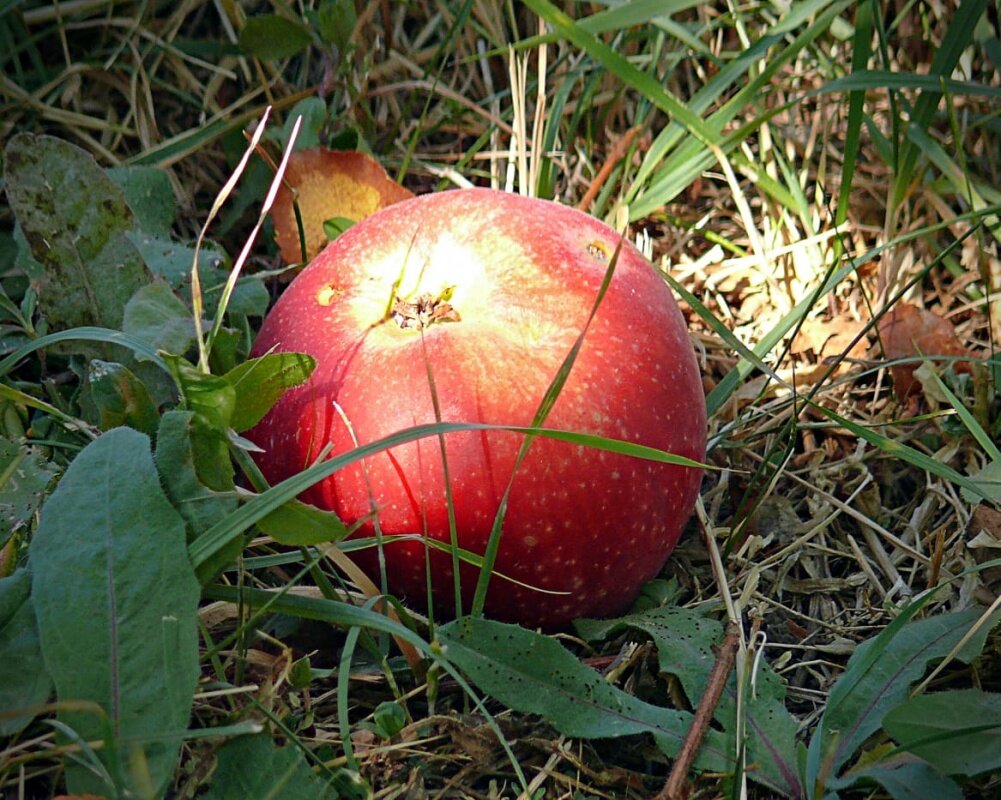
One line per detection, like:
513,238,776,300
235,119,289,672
270,148,414,264
875,302,971,397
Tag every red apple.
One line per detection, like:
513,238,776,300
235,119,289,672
248,188,706,628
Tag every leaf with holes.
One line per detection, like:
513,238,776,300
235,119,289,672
0,437,59,548
437,617,731,773
577,606,801,796
3,134,153,357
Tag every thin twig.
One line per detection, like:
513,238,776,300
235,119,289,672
656,621,742,800
577,126,641,213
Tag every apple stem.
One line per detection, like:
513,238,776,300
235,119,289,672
391,291,461,330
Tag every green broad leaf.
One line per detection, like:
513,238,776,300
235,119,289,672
373,701,406,739
577,607,801,796
0,568,51,735
106,166,177,237
224,275,270,319
127,230,227,291
0,437,59,548
238,14,312,61
29,427,200,798
202,733,336,800
436,617,731,773
122,281,196,358
12,224,44,280
164,355,236,432
270,96,328,151
208,327,244,375
87,360,160,437
838,758,963,800
155,411,239,581
256,497,348,545
883,689,1001,777
807,606,998,790
316,0,356,52
222,352,315,433
2,134,154,354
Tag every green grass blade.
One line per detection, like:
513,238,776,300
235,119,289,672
0,327,170,377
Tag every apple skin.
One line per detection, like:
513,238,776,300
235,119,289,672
248,188,706,628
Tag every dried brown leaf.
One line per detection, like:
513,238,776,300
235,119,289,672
875,302,971,396
271,148,414,264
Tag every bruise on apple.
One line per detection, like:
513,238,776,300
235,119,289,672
248,188,707,629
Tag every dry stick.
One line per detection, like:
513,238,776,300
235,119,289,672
576,126,641,213
655,621,741,800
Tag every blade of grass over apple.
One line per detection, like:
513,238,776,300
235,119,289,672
189,419,708,569
469,235,624,617
418,330,464,622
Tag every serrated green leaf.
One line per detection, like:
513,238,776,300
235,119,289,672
3,134,154,357
29,427,199,797
239,14,312,60
87,360,160,437
106,166,176,238
223,352,315,433
883,689,1001,777
0,568,51,735
437,617,731,772
122,281,196,358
